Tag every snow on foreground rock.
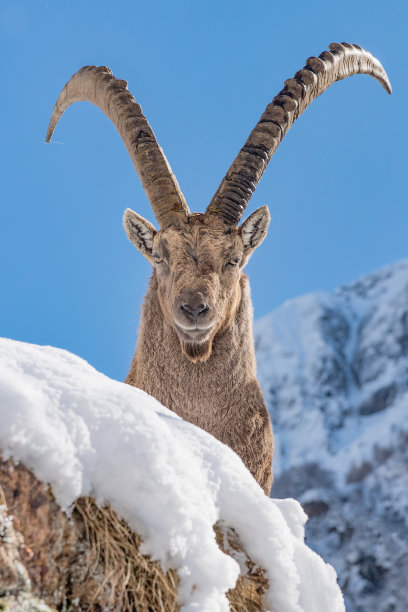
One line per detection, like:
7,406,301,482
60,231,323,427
0,338,344,612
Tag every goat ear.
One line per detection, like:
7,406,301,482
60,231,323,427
123,208,157,263
239,206,270,264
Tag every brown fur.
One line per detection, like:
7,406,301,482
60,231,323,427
125,214,273,494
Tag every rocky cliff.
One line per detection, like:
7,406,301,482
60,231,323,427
255,258,408,612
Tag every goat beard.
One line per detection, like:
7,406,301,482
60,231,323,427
180,338,213,363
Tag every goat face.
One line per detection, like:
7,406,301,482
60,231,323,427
124,207,270,362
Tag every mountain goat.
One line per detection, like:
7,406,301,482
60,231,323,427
46,43,391,494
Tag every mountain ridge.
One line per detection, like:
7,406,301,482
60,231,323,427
255,257,408,611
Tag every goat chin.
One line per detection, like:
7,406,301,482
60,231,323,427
180,338,213,363
174,322,213,343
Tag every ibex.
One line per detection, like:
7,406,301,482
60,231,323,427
46,43,390,495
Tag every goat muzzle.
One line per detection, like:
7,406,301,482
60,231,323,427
173,289,214,341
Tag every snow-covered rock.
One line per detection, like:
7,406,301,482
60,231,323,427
0,337,344,612
255,258,408,612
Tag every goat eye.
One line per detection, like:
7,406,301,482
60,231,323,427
226,258,239,268
153,254,165,264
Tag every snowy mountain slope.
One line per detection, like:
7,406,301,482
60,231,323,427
255,258,408,612
0,338,344,612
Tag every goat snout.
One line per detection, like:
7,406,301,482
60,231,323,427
179,290,209,321
173,290,214,333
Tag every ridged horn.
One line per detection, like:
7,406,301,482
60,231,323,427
206,42,391,225
46,66,190,228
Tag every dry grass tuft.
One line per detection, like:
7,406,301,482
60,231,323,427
74,499,268,611
216,523,268,612
74,497,179,611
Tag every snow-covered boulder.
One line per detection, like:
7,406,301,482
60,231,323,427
0,337,343,611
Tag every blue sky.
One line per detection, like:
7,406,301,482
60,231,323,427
1,0,406,381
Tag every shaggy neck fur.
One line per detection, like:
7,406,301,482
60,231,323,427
126,272,273,494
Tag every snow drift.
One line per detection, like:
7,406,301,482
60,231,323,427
0,337,343,611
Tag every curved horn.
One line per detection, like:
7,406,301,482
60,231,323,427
46,66,190,227
206,43,391,225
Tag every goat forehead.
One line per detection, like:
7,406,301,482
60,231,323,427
158,225,239,259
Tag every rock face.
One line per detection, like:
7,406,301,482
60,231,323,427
255,258,408,612
0,457,108,610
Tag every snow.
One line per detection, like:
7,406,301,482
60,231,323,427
0,337,344,612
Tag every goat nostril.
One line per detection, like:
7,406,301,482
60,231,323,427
197,303,208,316
181,303,193,315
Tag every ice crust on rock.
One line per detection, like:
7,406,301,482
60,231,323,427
0,337,344,612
